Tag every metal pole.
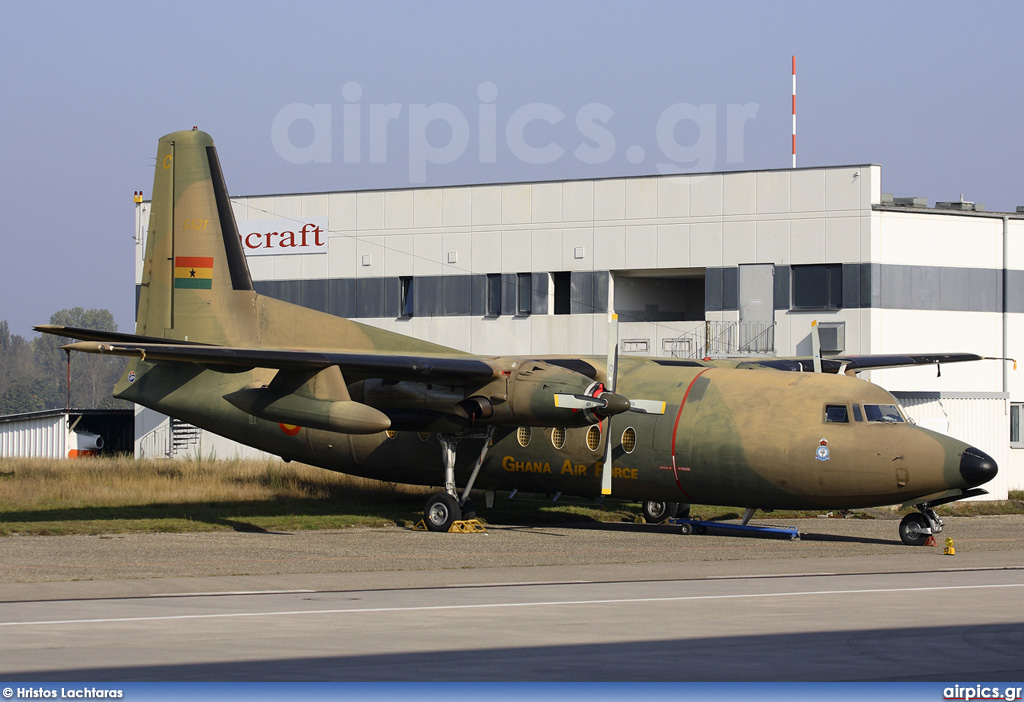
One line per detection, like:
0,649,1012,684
64,349,71,411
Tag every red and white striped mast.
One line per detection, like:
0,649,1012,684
791,55,797,168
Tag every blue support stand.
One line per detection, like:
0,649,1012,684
668,517,800,540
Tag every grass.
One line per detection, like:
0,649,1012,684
0,457,1020,536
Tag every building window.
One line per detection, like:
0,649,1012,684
399,276,414,318
552,271,571,315
792,264,842,310
1012,403,1023,446
486,273,501,317
517,273,532,316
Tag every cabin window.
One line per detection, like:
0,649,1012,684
824,405,849,423
586,425,601,451
551,427,566,449
621,427,637,453
517,426,532,447
864,404,905,423
852,404,863,422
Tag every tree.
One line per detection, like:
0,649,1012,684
31,308,130,411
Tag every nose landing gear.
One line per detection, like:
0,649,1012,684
898,508,943,546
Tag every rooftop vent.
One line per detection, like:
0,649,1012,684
936,194,984,212
892,196,928,207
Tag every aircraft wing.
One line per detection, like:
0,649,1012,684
737,353,986,374
59,340,498,382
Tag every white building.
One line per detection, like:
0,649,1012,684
133,164,1024,499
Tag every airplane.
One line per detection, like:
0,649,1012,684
37,128,1000,546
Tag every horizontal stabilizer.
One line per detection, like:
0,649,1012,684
223,388,390,434
34,325,210,346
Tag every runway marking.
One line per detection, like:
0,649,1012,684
1,582,1022,628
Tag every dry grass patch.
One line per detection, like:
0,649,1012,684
0,456,432,535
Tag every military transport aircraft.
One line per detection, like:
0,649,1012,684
37,129,1000,546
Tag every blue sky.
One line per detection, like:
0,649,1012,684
2,0,1022,338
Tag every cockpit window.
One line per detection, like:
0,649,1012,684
864,404,904,423
824,405,849,423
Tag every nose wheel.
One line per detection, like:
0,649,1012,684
899,508,944,546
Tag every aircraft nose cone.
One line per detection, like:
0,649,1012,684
960,446,997,487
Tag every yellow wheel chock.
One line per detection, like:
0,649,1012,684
412,519,487,533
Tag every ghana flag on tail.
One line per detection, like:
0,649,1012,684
174,256,213,289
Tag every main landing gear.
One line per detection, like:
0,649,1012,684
641,500,691,524
423,427,495,532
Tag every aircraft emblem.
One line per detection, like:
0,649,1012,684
816,438,830,462
127,371,136,383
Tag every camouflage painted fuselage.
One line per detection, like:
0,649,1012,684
56,128,993,516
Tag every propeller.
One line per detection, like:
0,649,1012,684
551,313,666,495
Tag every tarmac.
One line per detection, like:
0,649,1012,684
0,514,1022,680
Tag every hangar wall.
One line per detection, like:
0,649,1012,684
133,164,1024,497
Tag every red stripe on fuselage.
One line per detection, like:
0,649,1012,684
670,368,710,499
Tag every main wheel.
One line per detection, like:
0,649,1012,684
424,492,462,532
899,512,931,546
642,500,680,524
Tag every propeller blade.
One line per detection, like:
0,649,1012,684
601,313,619,496
811,320,822,373
606,314,619,393
601,419,613,496
628,399,667,415
553,393,607,410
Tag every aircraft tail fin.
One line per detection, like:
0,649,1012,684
137,128,257,345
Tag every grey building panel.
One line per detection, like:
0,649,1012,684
722,267,738,311
388,277,404,317
570,271,594,315
968,268,1001,313
443,276,473,317
1009,270,1024,314
774,265,790,310
531,273,549,316
593,271,610,314
410,277,440,317
253,280,276,300
247,263,1021,321
358,278,386,318
501,274,518,315
939,267,969,312
328,278,356,318
708,268,724,313
879,265,911,310
841,264,861,310
300,278,327,314
864,263,879,308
